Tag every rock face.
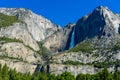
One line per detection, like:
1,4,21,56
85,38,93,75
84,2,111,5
49,52,97,77
0,42,42,74
49,64,95,77
1,42,41,63
0,8,77,74
1,6,120,76
0,8,61,74
43,23,75,52
75,6,120,45
0,8,61,41
0,23,39,51
47,6,120,76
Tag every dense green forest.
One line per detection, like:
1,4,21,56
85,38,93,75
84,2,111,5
0,64,120,80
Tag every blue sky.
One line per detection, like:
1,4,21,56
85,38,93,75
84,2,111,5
0,0,120,27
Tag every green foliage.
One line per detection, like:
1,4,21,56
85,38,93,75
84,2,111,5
76,69,113,80
0,37,22,43
93,60,120,68
0,13,20,28
0,36,35,53
0,64,76,80
0,55,23,61
93,62,111,68
69,37,120,53
98,68,113,80
2,64,9,80
47,74,57,80
76,73,86,80
32,72,48,80
70,40,93,52
112,44,120,51
111,41,120,51
57,72,75,80
76,74,93,80
63,60,92,65
63,60,84,65
37,42,49,58
113,71,120,80
1,64,120,80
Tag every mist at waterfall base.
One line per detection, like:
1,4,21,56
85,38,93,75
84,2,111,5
69,27,75,49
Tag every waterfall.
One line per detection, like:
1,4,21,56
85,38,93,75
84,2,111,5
69,27,75,49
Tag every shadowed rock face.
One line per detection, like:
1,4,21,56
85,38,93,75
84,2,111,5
75,6,120,45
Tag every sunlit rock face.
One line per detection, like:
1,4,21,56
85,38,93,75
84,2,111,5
0,8,61,41
75,6,120,45
0,8,61,74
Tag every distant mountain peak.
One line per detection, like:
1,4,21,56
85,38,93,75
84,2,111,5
92,6,112,16
95,6,109,10
75,6,120,45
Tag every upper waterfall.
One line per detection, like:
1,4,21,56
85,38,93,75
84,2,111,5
69,27,75,49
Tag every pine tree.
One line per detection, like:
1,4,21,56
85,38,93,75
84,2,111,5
0,64,2,80
2,64,9,80
48,74,57,80
113,71,120,80
99,68,113,80
76,73,86,80
59,72,75,80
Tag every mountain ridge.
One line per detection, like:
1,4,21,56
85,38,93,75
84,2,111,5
75,6,120,45
1,6,120,76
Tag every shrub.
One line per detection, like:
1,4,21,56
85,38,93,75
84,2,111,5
0,37,22,43
0,13,20,28
63,60,84,65
69,40,93,53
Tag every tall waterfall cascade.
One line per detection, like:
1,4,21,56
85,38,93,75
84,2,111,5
69,27,75,49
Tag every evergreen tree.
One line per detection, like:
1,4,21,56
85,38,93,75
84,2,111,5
58,72,75,80
76,73,86,80
24,72,32,80
0,64,2,80
1,64,120,80
2,64,9,80
99,68,113,80
9,69,17,80
113,71,120,80
48,74,57,80
39,73,48,80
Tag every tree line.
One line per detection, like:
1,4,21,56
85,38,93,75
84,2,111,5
0,64,120,80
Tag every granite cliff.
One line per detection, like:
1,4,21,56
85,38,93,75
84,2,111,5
1,6,120,76
48,6,120,76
